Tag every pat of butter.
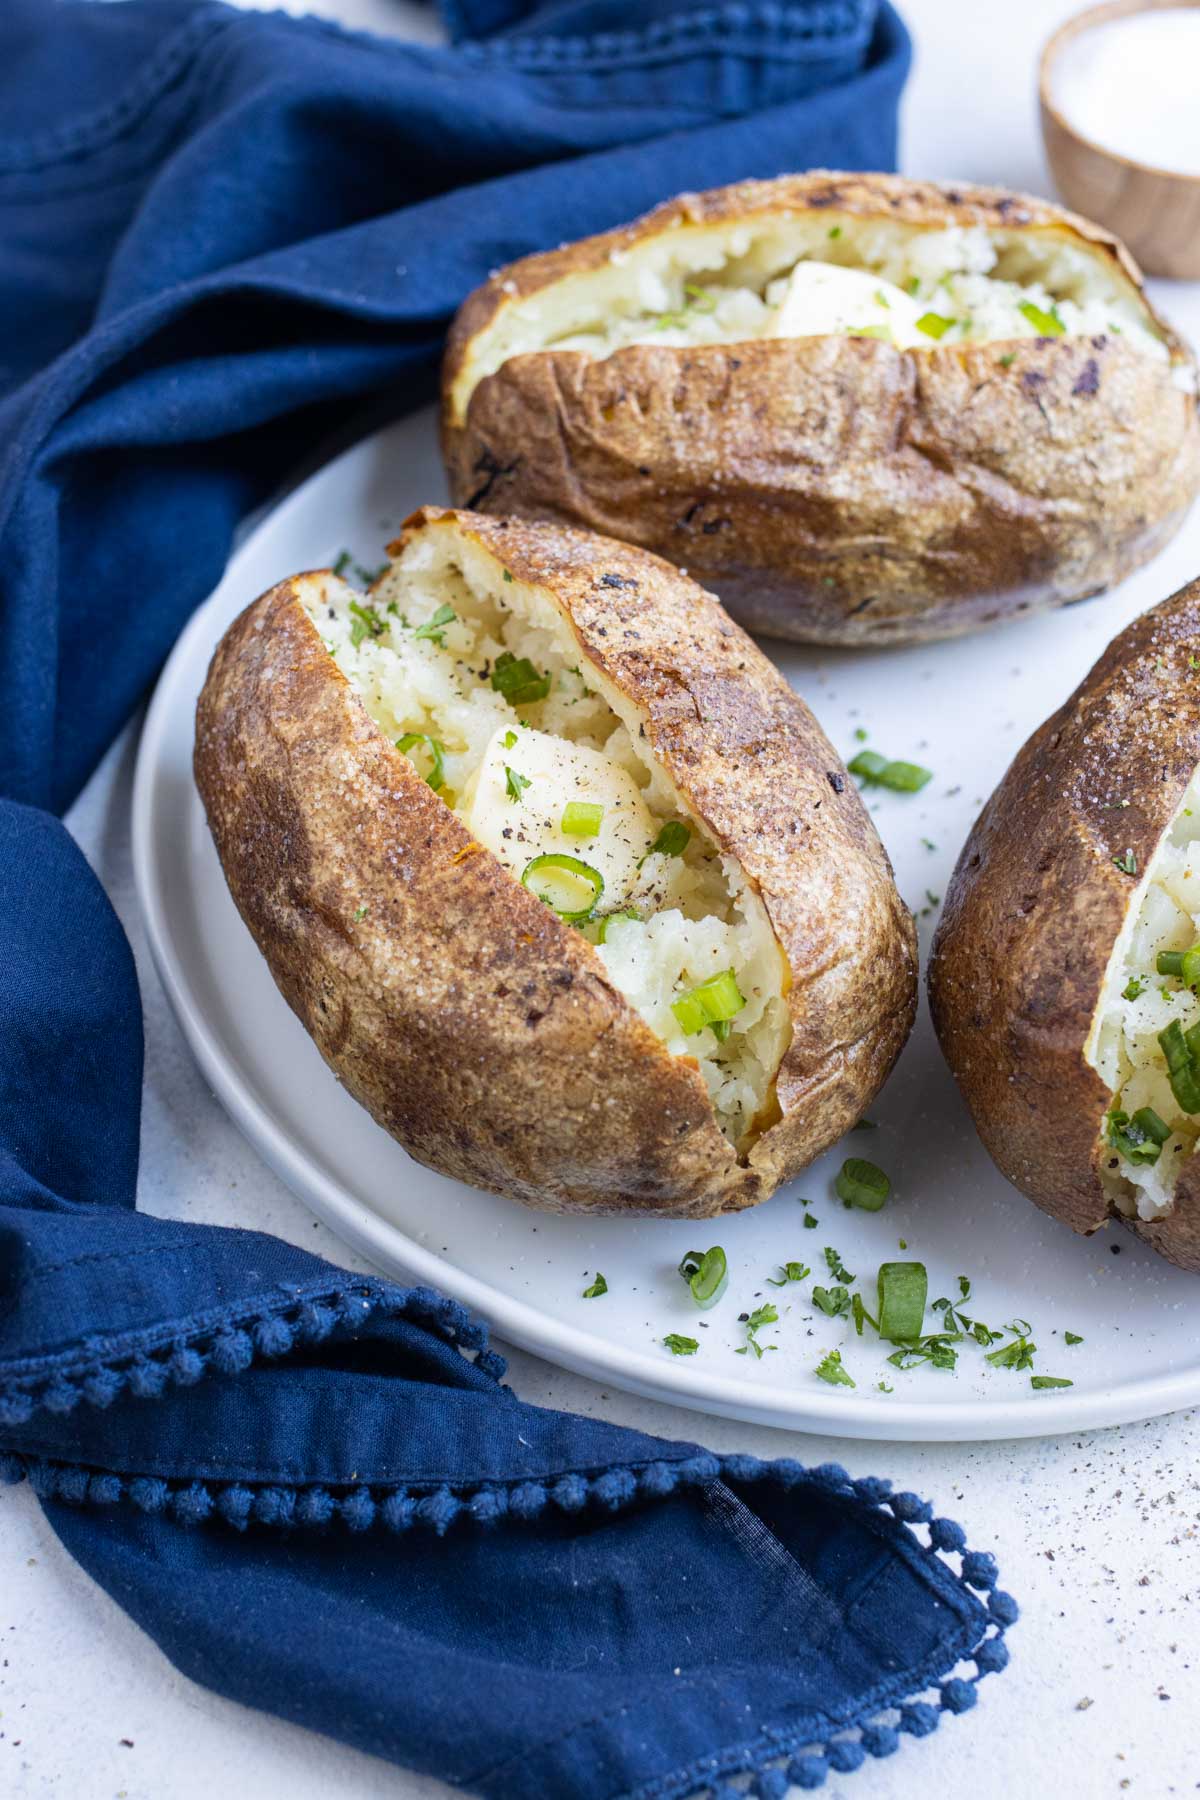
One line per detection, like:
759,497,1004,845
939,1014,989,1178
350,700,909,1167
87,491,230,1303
463,725,655,906
769,262,925,347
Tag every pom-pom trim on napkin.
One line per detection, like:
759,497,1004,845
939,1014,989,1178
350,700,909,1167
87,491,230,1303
0,1444,1015,1795
0,1279,506,1428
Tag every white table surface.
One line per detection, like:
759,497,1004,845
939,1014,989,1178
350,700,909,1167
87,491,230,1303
4,1,1198,1795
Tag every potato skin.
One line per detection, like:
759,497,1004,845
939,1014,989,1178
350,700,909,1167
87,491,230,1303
443,173,1200,647
928,577,1200,1272
195,507,916,1219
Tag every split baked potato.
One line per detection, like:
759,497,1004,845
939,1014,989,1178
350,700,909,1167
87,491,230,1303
442,173,1200,647
195,507,916,1218
929,577,1200,1272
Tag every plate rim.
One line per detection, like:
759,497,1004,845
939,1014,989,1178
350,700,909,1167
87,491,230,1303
130,417,1200,1442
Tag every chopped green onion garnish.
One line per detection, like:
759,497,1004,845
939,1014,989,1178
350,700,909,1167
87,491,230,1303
413,602,456,645
1031,1375,1073,1390
1157,950,1184,976
847,750,933,792
803,1211,818,1229
849,324,891,341
502,729,518,749
1018,300,1065,336
396,733,446,793
663,1334,698,1356
1158,1018,1200,1113
491,651,551,706
835,1157,890,1211
597,908,638,943
582,1273,607,1298
1107,1107,1171,1166
561,801,604,838
877,1261,927,1343
1112,849,1137,875
879,760,933,792
682,282,716,312
640,820,690,864
671,969,745,1037
678,1245,727,1309
504,765,531,803
814,1349,855,1387
828,225,842,240
521,853,604,923
1064,1331,1083,1346
1122,976,1145,1000
916,311,955,339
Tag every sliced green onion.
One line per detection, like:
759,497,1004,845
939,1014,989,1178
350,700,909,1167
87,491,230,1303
491,651,551,706
1183,947,1200,989
1158,1019,1200,1113
877,1261,928,1343
396,733,446,792
561,801,604,838
878,760,933,792
916,311,955,339
847,751,933,792
640,820,690,865
671,969,745,1037
1107,1107,1171,1166
1018,299,1065,336
1157,950,1185,977
582,1273,607,1298
678,1245,727,1309
849,324,892,341
683,282,716,312
835,1157,890,1211
663,1334,698,1356
848,749,889,780
597,908,638,943
1031,1375,1073,1390
521,853,604,923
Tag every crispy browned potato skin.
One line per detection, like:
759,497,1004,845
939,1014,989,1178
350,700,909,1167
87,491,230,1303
443,173,1200,646
928,577,1200,1272
195,506,916,1218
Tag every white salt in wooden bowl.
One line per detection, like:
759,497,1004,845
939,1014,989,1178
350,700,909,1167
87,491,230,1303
1040,0,1200,279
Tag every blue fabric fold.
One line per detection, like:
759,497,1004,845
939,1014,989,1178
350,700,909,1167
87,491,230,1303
0,2,1017,1793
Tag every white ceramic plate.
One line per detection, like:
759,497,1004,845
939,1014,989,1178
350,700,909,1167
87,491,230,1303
133,404,1200,1441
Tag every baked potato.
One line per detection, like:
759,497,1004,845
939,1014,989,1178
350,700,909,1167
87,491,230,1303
195,506,916,1218
442,172,1200,647
929,576,1200,1273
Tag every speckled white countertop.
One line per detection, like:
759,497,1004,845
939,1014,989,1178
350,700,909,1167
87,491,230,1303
3,0,1197,1795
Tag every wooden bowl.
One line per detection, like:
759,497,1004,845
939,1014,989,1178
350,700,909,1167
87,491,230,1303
1040,0,1200,278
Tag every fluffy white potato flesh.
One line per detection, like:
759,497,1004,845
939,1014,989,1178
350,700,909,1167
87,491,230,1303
451,210,1183,422
1088,770,1200,1218
463,725,654,908
302,539,791,1149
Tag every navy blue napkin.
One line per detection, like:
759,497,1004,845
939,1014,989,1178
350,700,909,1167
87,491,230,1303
0,2,1016,1792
